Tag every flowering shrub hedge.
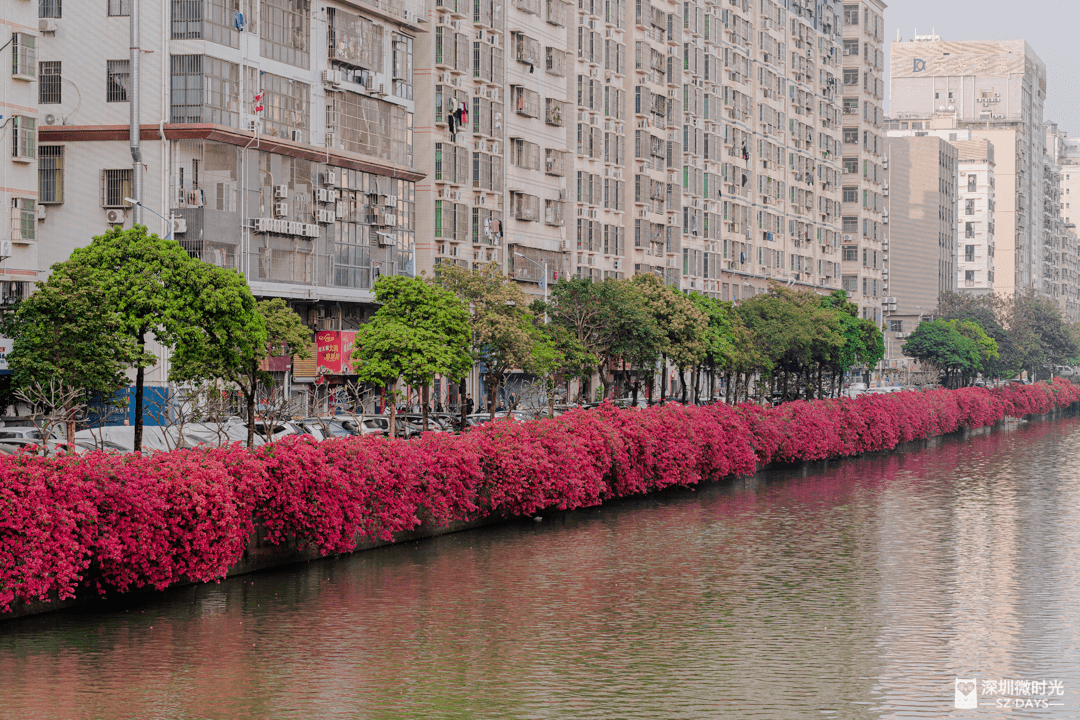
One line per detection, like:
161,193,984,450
3,380,1079,613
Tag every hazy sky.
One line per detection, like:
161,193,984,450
884,0,1080,135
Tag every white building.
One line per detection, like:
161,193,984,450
34,0,424,412
2,0,41,300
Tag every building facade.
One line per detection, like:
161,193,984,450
2,0,41,302
954,138,996,296
1043,121,1080,319
841,0,887,323
882,134,957,356
890,37,1047,300
35,0,424,411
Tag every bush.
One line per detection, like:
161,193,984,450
1,380,1077,612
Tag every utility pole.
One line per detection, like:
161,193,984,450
129,0,143,225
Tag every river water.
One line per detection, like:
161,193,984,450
3,417,1080,719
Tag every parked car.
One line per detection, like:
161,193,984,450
0,427,43,441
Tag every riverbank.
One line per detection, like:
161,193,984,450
3,380,1079,620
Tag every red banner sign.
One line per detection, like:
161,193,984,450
317,331,358,375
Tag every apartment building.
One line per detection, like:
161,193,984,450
882,134,957,351
890,37,1047,300
35,0,423,412
1043,121,1080,319
954,139,996,295
840,0,887,323
2,0,41,304
695,0,847,301
884,124,997,298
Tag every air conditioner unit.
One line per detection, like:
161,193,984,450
105,209,128,225
39,18,58,33
843,234,853,242
384,195,397,207
289,129,303,142
274,202,289,218
253,218,270,233
0,240,12,258
324,170,338,187
43,113,60,127
316,188,329,203
322,69,342,87
613,259,622,271
274,185,289,199
246,118,259,133
171,217,187,234
287,221,301,235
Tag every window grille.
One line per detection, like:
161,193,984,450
107,59,130,102
39,61,61,104
101,169,133,208
39,146,64,204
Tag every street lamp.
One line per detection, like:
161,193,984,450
513,252,548,306
125,197,173,240
652,267,681,289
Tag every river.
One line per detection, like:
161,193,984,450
2,416,1080,719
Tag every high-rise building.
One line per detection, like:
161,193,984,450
840,0,887,323
1,0,42,302
35,0,424,413
883,122,997,297
890,37,1047,300
882,134,957,346
954,139,996,296
1043,121,1080,319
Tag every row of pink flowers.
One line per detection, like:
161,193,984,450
2,380,1078,613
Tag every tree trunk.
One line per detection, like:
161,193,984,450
660,355,668,405
246,390,256,448
422,384,430,431
458,378,467,431
389,383,397,438
133,365,145,452
488,373,497,419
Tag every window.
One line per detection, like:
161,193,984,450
391,34,413,100
965,244,975,261
842,275,858,293
511,191,539,221
843,127,859,144
171,55,241,126
512,85,539,117
39,61,61,104
843,98,859,115
260,69,313,145
39,0,61,18
327,90,411,166
889,319,903,333
842,216,858,232
101,169,133,208
11,116,35,160
965,198,975,215
12,33,36,79
965,222,975,239
260,0,310,69
967,174,977,192
842,187,858,203
842,246,858,261
39,146,64,204
843,39,859,56
108,0,131,15
843,157,858,174
843,68,858,85
12,199,35,242
965,270,975,282
843,5,859,24
107,59,130,102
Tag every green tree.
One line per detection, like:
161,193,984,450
593,278,663,404
820,290,884,397
544,277,611,400
902,319,989,387
434,262,536,420
936,291,1020,379
8,266,138,445
529,320,597,417
630,274,706,403
171,288,303,448
55,225,205,451
352,275,472,432
1011,291,1078,380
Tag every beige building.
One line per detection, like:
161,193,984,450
890,37,1047,300
882,135,957,352
955,139,996,295
841,0,887,322
2,0,41,300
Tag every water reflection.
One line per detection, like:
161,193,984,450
2,419,1080,719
